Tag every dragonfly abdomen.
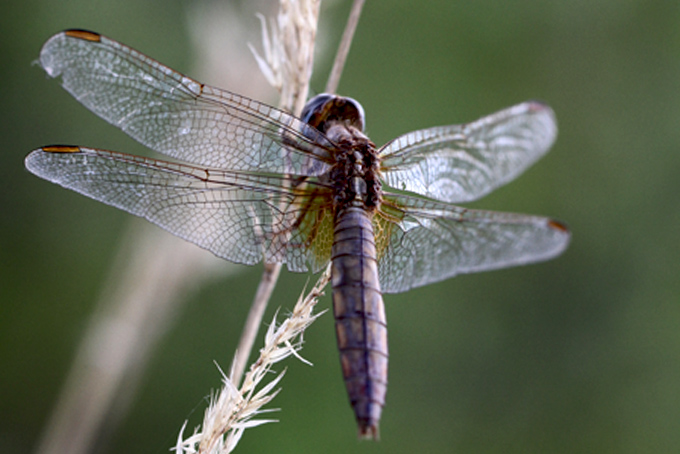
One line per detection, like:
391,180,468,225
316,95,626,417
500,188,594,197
331,206,388,439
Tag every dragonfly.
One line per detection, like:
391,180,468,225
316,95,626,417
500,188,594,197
26,30,570,439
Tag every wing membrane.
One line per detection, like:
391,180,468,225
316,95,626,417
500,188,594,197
33,31,569,289
39,30,332,175
377,193,570,294
379,101,557,204
25,145,334,273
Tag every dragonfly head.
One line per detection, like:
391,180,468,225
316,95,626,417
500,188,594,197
301,93,366,134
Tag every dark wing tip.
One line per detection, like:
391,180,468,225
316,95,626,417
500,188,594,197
546,218,571,258
547,218,570,234
41,30,102,77
523,100,556,125
525,99,551,111
63,29,101,42
39,145,83,153
25,145,83,173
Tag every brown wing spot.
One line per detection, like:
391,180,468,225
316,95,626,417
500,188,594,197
547,219,569,233
64,30,101,42
41,145,82,153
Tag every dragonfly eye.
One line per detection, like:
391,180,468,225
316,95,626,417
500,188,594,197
301,93,366,133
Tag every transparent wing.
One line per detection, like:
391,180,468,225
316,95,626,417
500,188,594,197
378,101,557,204
375,193,570,294
25,145,335,273
38,30,333,175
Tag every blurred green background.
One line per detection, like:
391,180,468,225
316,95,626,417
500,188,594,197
2,0,680,453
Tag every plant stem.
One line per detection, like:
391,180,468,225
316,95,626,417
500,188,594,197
325,0,366,94
231,263,281,384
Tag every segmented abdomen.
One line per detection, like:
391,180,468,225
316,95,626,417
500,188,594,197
331,206,388,439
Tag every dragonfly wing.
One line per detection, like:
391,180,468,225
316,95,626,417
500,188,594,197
39,30,332,175
25,145,334,273
379,101,557,203
376,193,570,294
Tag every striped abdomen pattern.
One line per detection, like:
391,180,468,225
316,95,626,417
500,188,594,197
331,205,388,438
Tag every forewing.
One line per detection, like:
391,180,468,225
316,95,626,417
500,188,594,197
376,193,570,294
38,30,332,175
379,101,557,203
25,145,334,273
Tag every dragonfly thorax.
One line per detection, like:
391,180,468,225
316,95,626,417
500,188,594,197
301,94,381,212
322,123,381,212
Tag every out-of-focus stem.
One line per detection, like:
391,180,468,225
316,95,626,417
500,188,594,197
325,0,366,94
231,263,281,384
